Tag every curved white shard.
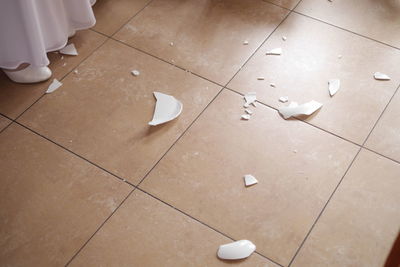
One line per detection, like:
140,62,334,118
374,72,390,80
244,174,258,187
279,96,288,103
266,48,282,55
217,240,256,260
278,100,322,119
328,79,340,96
59,43,78,56
131,70,140,76
244,92,257,108
148,92,183,126
46,79,62,94
241,114,251,120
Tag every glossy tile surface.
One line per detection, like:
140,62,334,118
18,39,221,184
92,0,151,36
228,13,400,144
296,0,400,48
114,0,289,85
292,149,400,267
70,190,278,267
140,90,358,265
0,30,106,119
0,124,131,267
365,90,400,162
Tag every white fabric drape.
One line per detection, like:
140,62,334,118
0,0,96,69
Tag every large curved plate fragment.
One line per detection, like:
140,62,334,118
148,92,183,126
217,240,256,260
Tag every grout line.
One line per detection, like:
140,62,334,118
64,187,137,266
136,188,285,267
292,11,400,51
14,121,133,186
287,146,362,266
262,0,293,11
362,147,400,165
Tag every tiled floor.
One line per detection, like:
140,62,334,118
1,0,399,266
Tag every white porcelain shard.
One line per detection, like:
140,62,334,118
244,92,257,108
374,72,391,81
217,240,256,260
278,100,323,119
131,70,140,76
338,55,342,59
46,79,63,94
328,79,340,96
244,109,253,115
73,69,79,74
257,77,265,80
279,96,288,103
266,48,282,55
244,175,258,187
241,114,251,120
270,83,276,87
282,36,287,41
170,42,174,46
148,92,183,126
59,43,78,56
243,40,249,45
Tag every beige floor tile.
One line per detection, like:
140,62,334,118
296,0,400,48
291,149,400,267
92,0,151,36
0,115,11,131
263,0,300,10
0,30,106,119
140,89,358,265
69,190,278,267
0,124,131,267
227,13,400,145
18,39,221,184
365,90,400,162
114,0,289,85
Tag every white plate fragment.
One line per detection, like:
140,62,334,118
244,109,253,115
282,36,287,41
59,43,78,56
243,40,249,45
374,72,391,81
148,92,183,126
279,96,288,103
266,48,282,55
244,92,257,108
241,114,251,120
217,240,256,260
46,79,63,94
244,174,258,187
328,79,340,96
131,70,140,76
278,100,323,119
270,83,276,87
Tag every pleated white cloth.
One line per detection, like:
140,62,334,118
0,0,96,69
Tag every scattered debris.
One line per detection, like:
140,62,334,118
293,149,298,153
170,42,174,46
46,79,63,94
131,70,140,76
244,92,257,108
257,77,265,80
244,175,258,187
282,36,287,41
59,43,78,56
338,55,342,59
148,92,183,126
241,114,251,120
270,83,276,87
278,100,323,119
266,48,282,55
328,79,340,96
279,96,288,103
243,40,249,45
62,63,67,67
73,69,79,74
217,240,256,260
374,72,390,81
244,109,253,115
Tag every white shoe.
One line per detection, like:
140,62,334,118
3,65,52,84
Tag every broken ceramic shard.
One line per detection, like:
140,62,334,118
241,114,251,120
279,96,288,103
217,240,256,260
374,72,390,81
73,69,79,74
328,79,340,96
148,92,183,126
59,43,78,56
278,100,323,119
257,77,265,80
282,36,287,41
46,79,63,94
244,175,258,187
270,83,276,87
266,48,282,55
244,92,257,108
338,55,342,59
243,40,249,45
244,109,253,115
131,70,140,76
170,42,174,46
